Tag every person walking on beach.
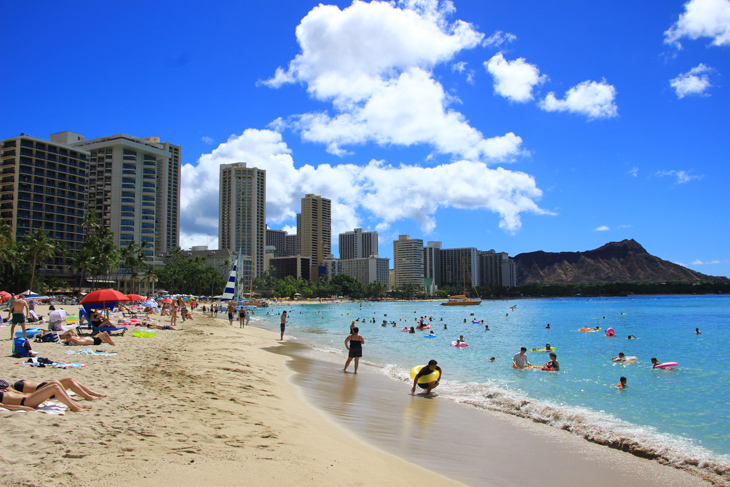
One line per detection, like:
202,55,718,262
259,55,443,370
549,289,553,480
411,359,442,395
227,302,235,326
512,347,531,368
239,306,246,328
280,311,287,340
9,294,29,339
170,305,178,327
343,326,365,373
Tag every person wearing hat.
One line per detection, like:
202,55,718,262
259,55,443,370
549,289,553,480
411,359,442,394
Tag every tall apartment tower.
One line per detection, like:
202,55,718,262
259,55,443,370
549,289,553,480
478,250,517,288
339,228,378,260
0,134,89,278
266,227,288,256
218,163,266,282
393,235,424,288
300,194,331,282
68,132,181,257
423,241,442,287
439,247,479,288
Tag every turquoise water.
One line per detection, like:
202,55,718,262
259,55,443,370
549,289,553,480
254,295,730,470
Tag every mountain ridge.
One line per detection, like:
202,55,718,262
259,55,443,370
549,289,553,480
513,239,727,284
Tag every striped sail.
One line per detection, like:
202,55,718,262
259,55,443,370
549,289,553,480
221,261,237,301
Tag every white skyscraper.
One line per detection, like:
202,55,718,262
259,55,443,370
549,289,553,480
393,235,424,288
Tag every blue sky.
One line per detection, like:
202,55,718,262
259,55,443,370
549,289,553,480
2,0,728,277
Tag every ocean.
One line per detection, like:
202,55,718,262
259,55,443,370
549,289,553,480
251,295,730,477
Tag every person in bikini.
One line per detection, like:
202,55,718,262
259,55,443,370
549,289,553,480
0,379,85,412
136,322,180,330
10,378,106,401
63,331,116,346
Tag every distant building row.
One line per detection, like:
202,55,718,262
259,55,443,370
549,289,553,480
394,236,516,291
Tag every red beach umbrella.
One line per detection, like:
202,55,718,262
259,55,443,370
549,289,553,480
126,294,145,302
160,298,173,303
81,289,130,307
0,291,10,302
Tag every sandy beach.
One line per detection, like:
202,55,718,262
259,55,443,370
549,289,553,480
1,305,457,487
0,303,718,486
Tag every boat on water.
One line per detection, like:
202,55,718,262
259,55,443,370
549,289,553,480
220,250,269,309
441,294,482,306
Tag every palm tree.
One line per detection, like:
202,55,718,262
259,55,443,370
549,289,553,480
143,265,156,296
20,228,57,291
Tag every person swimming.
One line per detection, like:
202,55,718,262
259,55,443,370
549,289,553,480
617,376,627,388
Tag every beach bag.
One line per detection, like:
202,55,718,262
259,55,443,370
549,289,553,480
12,337,32,358
35,332,59,343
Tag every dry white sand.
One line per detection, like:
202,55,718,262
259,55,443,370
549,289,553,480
0,305,458,487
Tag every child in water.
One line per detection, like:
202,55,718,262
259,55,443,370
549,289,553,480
617,377,627,388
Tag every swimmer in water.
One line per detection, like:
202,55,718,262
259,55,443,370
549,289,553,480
695,328,701,335
612,352,627,362
484,324,489,331
617,376,627,388
544,343,552,351
545,323,551,329
409,327,415,334
628,335,636,339
650,357,661,368
443,324,448,330
489,357,495,362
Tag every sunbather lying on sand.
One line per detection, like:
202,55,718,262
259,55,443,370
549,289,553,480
63,331,116,346
0,380,85,412
10,378,106,401
137,322,180,330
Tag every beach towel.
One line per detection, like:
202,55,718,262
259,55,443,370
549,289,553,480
1,402,67,415
15,358,86,368
65,348,117,356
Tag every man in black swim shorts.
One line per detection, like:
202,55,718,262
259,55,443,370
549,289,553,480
280,311,287,340
411,359,442,394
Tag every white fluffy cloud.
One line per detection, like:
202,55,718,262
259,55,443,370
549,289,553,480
263,0,523,162
485,53,547,103
594,226,610,231
179,129,547,246
539,79,618,119
664,0,730,48
201,136,214,145
692,259,722,265
670,64,713,98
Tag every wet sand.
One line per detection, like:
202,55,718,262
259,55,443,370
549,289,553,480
1,306,458,487
270,342,713,487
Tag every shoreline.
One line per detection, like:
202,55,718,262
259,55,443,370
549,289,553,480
267,336,715,487
2,303,723,486
254,302,728,486
0,306,459,487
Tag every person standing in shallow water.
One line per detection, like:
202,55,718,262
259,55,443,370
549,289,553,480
343,326,365,373
280,311,287,340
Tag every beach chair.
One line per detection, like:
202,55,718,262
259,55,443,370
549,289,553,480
79,308,128,336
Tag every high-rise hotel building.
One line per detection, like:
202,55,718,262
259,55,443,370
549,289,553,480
0,134,89,276
219,163,266,282
300,194,331,282
339,228,378,260
66,132,181,257
393,235,424,288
